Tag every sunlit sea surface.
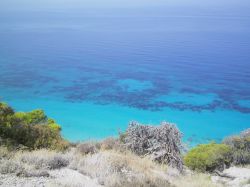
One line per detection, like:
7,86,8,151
1,2,250,145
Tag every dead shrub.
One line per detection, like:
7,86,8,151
124,121,183,171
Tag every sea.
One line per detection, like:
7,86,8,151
0,0,250,145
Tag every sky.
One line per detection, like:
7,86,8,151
1,0,250,15
0,0,250,30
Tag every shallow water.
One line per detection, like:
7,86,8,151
0,0,250,145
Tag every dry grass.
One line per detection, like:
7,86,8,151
0,159,23,174
14,149,71,170
0,146,8,157
241,178,250,185
0,146,23,175
70,150,171,187
100,138,117,150
173,173,222,187
0,147,72,178
100,137,124,151
0,145,227,187
18,170,50,178
76,141,100,155
76,138,126,156
0,146,14,159
239,164,250,169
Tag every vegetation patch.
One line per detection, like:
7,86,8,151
223,129,250,165
123,121,183,171
15,149,70,170
184,143,232,172
70,150,171,187
0,102,68,150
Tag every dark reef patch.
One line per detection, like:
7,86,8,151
1,57,250,114
46,75,250,113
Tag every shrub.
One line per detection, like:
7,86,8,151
101,137,121,151
47,118,61,131
184,143,232,172
0,102,14,118
118,131,127,144
123,121,183,171
26,124,68,150
14,110,47,125
223,129,250,165
47,155,69,169
76,142,100,155
0,102,19,140
0,102,68,150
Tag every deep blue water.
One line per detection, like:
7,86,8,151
1,0,250,145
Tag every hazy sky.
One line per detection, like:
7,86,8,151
0,0,250,19
1,0,250,11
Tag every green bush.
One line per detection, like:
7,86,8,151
0,102,20,141
223,129,250,165
14,110,47,125
0,102,68,150
47,118,61,131
184,143,232,172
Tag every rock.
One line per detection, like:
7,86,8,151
0,168,102,187
48,168,102,187
211,166,250,187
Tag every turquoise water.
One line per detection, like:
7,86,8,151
1,0,250,145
